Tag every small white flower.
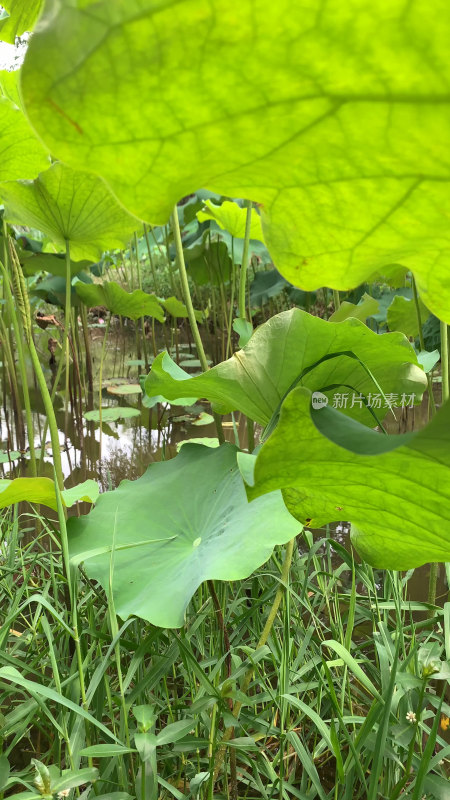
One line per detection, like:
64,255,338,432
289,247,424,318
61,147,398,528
58,791,70,798
439,758,445,765
406,711,417,723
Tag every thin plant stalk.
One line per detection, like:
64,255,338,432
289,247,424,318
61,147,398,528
144,223,160,296
1,230,36,470
238,200,252,321
8,240,64,489
237,200,255,451
412,275,436,417
170,206,224,443
134,231,149,370
333,289,341,311
413,275,438,607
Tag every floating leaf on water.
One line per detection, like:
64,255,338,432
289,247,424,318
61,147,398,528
0,451,20,463
67,444,299,627
191,412,215,427
84,407,141,423
126,359,147,367
179,359,211,369
106,384,142,396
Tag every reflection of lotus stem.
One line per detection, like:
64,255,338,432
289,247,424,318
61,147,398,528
170,206,224,443
213,537,296,783
98,314,112,458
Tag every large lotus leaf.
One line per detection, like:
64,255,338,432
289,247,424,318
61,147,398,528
0,163,140,262
387,294,430,338
21,251,92,279
249,269,289,307
20,0,450,322
0,0,43,43
245,388,450,569
32,273,92,308
197,201,264,241
67,444,299,627
145,309,427,427
329,293,380,324
0,478,99,511
0,97,48,180
75,281,164,322
0,69,22,109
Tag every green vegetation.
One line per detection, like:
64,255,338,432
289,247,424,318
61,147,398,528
1,1,450,798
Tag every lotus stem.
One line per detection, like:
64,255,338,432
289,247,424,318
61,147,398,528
170,205,224,443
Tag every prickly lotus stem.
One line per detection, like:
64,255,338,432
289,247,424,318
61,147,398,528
8,236,32,342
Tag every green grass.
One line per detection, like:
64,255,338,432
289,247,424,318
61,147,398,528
1,512,449,799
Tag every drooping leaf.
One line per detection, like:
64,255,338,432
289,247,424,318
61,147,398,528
329,293,379,324
0,163,140,262
67,444,299,627
197,200,264,241
31,272,92,308
107,384,142,396
246,387,450,569
249,269,289,307
184,238,232,286
417,349,440,373
0,450,20,463
0,478,99,510
387,294,430,338
0,0,43,43
75,281,164,322
20,251,92,279
232,317,253,348
21,1,450,321
159,296,203,322
84,407,141,423
145,309,427,427
0,98,48,181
